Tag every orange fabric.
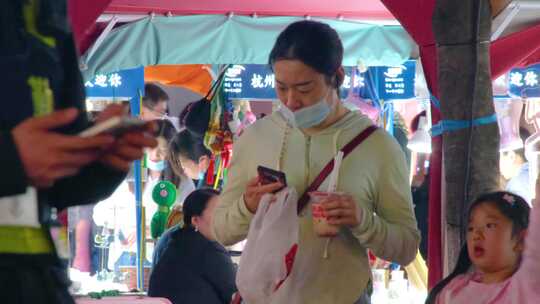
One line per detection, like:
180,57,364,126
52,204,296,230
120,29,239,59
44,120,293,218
144,65,213,96
166,208,183,229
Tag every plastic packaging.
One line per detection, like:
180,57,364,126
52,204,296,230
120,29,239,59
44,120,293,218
371,269,388,304
388,270,409,304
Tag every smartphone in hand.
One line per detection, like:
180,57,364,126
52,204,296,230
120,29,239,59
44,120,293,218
257,166,287,193
79,116,147,137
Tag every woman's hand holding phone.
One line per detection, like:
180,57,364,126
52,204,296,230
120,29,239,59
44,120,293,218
243,177,284,214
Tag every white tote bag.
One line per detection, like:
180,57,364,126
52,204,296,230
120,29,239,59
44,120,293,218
236,187,299,304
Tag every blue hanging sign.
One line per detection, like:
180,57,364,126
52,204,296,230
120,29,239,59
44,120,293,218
376,60,416,100
84,67,145,114
223,62,416,101
339,67,371,100
223,64,277,100
509,64,540,98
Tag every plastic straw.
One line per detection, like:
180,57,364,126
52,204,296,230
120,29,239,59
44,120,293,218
323,151,344,259
327,151,344,192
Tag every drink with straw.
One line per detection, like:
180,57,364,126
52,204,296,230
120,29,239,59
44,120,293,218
310,151,344,237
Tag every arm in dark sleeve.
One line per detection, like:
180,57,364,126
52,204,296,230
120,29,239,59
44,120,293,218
44,163,126,210
202,246,237,303
43,21,129,209
56,29,89,133
0,130,28,197
152,227,178,268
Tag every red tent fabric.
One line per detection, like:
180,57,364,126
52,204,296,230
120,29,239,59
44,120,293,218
382,0,540,289
105,0,394,19
491,23,540,78
68,0,114,51
380,0,443,289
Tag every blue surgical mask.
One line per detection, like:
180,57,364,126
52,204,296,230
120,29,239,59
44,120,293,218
147,159,167,172
197,171,206,189
279,95,332,129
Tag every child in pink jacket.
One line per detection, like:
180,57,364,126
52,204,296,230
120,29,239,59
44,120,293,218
426,188,539,304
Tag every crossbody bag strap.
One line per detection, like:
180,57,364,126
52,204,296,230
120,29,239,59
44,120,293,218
297,125,378,214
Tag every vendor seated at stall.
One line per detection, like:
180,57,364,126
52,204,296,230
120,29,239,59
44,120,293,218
148,189,236,304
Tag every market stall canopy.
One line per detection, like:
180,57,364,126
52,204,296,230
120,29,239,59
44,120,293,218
69,0,400,54
80,15,414,79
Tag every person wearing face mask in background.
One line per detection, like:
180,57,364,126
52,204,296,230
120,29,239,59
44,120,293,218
123,83,172,189
212,21,419,304
169,129,213,189
143,120,182,205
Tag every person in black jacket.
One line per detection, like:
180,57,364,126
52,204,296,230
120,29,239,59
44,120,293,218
0,1,157,303
149,188,236,304
409,111,430,261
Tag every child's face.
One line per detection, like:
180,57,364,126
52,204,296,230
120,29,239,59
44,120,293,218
467,202,522,278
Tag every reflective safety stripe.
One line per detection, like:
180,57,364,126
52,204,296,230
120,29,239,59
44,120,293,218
0,226,54,254
22,0,56,48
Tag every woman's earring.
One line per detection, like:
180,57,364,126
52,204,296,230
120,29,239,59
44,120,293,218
195,226,199,232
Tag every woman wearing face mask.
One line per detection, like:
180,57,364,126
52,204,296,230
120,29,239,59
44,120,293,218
212,21,420,303
144,120,196,207
169,129,213,188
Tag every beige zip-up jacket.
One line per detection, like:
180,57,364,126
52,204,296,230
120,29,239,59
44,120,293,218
212,111,420,304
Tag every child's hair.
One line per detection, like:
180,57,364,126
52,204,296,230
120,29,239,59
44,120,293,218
425,191,530,304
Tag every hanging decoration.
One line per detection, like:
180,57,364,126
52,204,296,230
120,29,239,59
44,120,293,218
494,98,524,152
229,100,257,137
524,97,540,202
150,181,177,239
202,66,235,189
524,98,540,153
181,65,233,189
